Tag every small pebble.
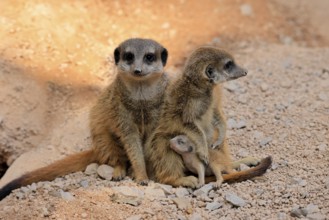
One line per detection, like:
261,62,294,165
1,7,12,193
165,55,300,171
85,163,99,175
205,202,222,211
225,192,246,207
97,164,114,180
175,187,190,197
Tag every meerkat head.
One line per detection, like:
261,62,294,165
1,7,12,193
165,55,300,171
114,38,168,81
185,46,247,84
170,135,195,154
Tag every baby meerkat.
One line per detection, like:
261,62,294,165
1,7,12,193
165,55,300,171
170,135,272,188
145,46,271,188
0,38,169,200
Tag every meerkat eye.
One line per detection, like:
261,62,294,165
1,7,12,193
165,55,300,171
206,65,215,78
145,53,156,63
224,61,234,71
177,138,184,145
123,52,134,63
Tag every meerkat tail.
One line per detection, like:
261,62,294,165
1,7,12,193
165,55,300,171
0,149,96,200
205,156,272,184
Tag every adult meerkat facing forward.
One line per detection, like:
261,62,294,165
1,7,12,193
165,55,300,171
0,38,169,200
145,46,271,188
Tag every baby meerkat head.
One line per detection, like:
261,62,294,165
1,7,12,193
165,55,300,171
114,38,168,81
170,135,195,154
186,46,247,84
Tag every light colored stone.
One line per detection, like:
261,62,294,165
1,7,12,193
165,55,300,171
175,187,190,197
97,164,114,180
85,163,99,175
172,197,190,210
59,190,74,201
205,201,222,211
307,213,326,220
301,204,319,216
193,184,213,197
154,183,173,195
112,186,144,198
225,192,246,207
126,215,142,220
189,212,202,220
145,188,166,198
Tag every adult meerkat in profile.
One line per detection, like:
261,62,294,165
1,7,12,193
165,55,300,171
170,135,271,188
145,46,272,188
0,38,169,200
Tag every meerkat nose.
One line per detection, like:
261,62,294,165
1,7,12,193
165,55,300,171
134,69,142,74
243,70,248,76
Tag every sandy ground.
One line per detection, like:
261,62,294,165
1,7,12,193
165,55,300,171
0,0,328,219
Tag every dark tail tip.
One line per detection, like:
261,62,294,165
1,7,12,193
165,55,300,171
0,177,24,201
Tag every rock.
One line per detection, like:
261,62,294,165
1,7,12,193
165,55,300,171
126,215,142,220
41,207,50,217
59,190,75,201
97,164,114,180
85,163,99,175
291,177,307,187
81,213,88,219
110,193,142,207
189,212,202,220
175,187,190,197
316,143,327,152
307,213,326,220
291,207,303,218
227,118,237,129
193,184,213,197
318,92,327,101
240,4,253,16
205,202,222,211
238,95,248,104
112,186,144,198
325,178,329,189
259,137,272,147
154,183,173,195
301,204,319,216
260,83,269,92
237,148,249,158
29,183,37,191
79,180,89,188
172,198,190,210
239,163,250,171
280,80,292,89
236,120,246,129
277,212,286,220
225,192,246,207
145,188,166,198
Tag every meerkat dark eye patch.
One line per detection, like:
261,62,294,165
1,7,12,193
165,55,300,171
177,138,185,145
224,61,234,71
206,65,215,78
144,53,156,63
123,52,134,63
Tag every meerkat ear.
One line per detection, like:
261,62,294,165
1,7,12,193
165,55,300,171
161,48,168,66
114,47,120,65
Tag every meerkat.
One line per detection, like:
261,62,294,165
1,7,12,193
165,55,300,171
170,135,271,188
145,46,272,188
0,38,169,200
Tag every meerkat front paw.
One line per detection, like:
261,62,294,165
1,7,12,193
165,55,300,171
178,176,199,188
211,139,224,149
197,152,209,166
112,165,127,181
